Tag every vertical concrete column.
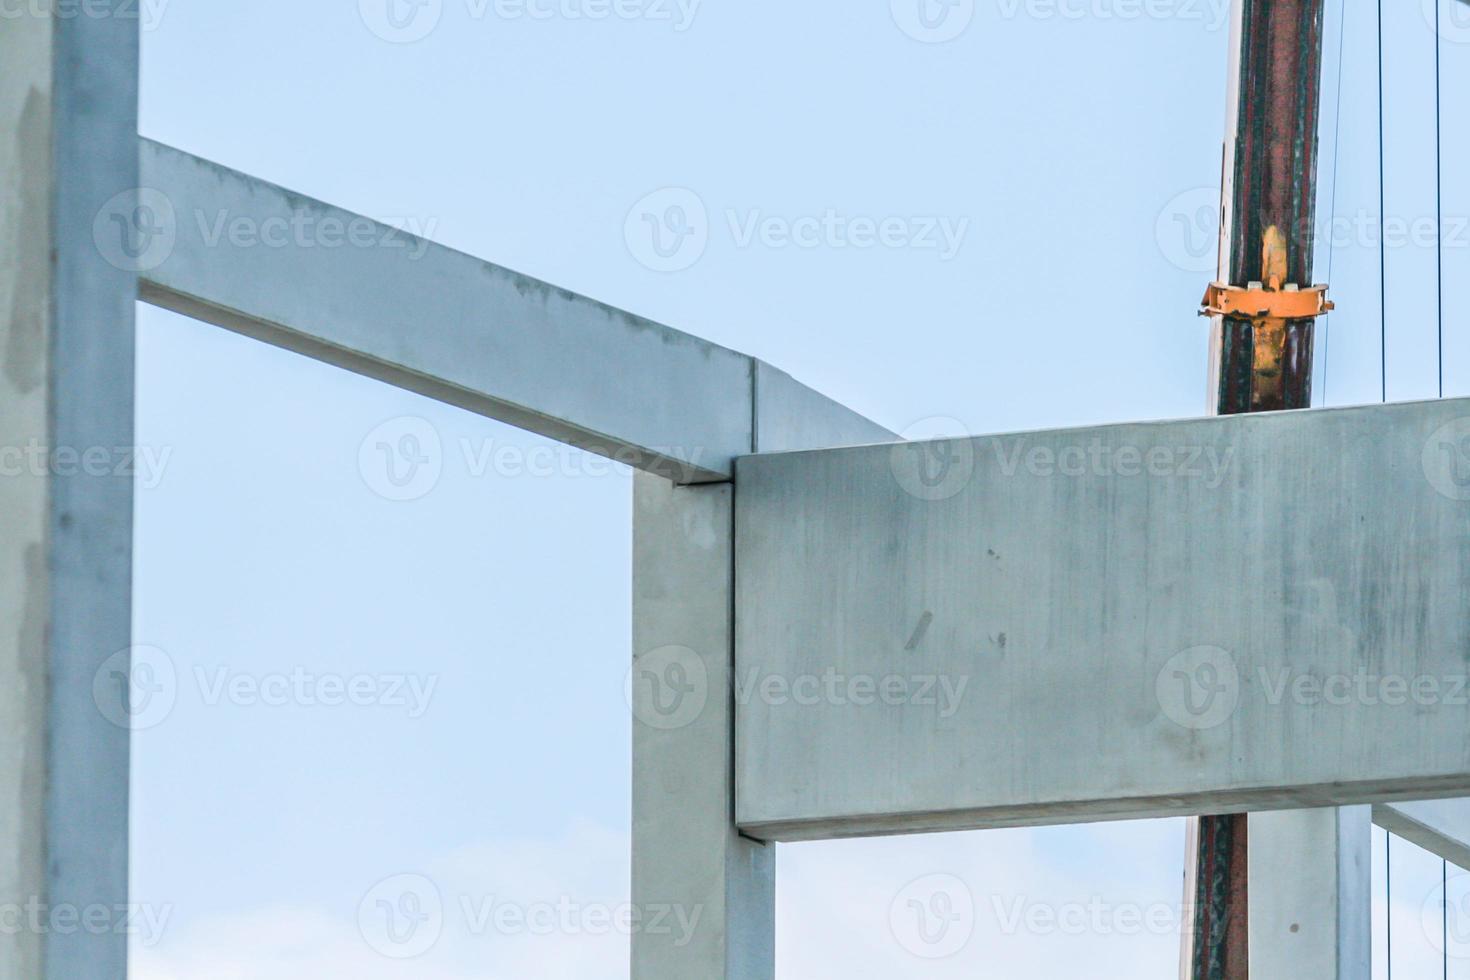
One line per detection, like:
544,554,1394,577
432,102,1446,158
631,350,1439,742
630,365,891,978
1249,807,1372,979
631,473,774,979
1,5,138,978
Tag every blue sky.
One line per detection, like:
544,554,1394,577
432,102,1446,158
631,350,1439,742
126,0,1467,975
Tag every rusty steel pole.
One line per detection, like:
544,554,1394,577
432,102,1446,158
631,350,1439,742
1187,0,1330,975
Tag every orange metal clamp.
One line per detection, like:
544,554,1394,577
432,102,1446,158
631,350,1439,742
1199,281,1334,319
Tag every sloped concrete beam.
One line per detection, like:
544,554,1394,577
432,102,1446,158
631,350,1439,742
140,141,889,484
1374,799,1470,870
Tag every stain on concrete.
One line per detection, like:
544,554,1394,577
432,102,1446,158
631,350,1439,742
904,611,933,652
10,541,49,977
19,542,46,688
4,87,48,396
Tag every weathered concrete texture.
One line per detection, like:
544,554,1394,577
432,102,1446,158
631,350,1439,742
1374,798,1470,869
735,398,1470,840
1,6,137,980
139,140,755,483
139,142,889,485
631,382,891,979
633,475,773,979
752,363,894,454
0,28,52,980
1249,808,1371,978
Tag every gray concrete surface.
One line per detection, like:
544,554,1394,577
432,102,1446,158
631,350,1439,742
141,140,766,483
633,475,773,979
631,379,892,978
1250,808,1372,979
735,398,1470,839
1,7,138,979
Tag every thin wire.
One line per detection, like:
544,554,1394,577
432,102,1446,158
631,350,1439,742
1377,0,1387,403
1436,0,1445,398
1322,0,1349,406
1387,830,1393,978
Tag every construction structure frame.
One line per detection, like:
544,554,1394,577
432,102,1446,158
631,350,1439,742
3,4,1468,979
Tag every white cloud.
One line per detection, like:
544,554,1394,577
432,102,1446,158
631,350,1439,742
133,819,1191,979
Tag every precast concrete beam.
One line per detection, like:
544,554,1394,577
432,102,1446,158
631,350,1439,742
735,398,1470,840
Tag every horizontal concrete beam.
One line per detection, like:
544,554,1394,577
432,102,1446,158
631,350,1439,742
735,398,1470,840
1373,799,1470,869
138,139,890,482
